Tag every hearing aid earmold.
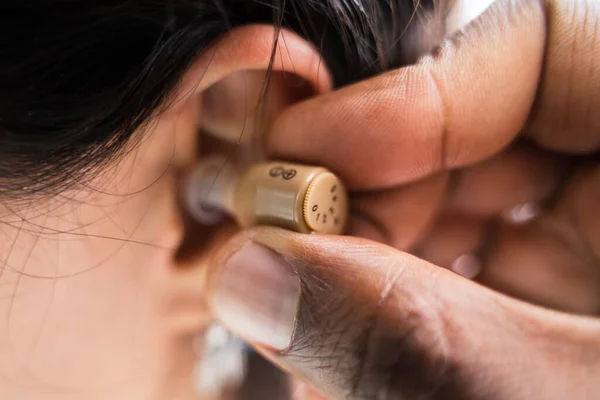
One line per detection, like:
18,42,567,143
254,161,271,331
185,155,348,235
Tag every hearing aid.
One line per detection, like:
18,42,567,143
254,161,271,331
185,155,348,235
187,155,348,396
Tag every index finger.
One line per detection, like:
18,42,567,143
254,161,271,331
268,0,545,189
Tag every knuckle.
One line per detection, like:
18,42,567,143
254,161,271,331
349,271,459,399
285,257,463,399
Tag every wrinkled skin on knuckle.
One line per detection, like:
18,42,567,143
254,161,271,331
355,271,467,400
281,258,465,400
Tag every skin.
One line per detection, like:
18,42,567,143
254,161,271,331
266,0,600,315
0,26,330,400
0,95,199,400
170,0,600,399
2,0,599,399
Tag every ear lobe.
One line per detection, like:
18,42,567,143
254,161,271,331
171,25,332,146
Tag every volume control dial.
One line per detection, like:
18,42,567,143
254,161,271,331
302,172,348,235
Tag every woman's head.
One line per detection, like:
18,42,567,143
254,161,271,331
1,0,443,202
0,1,445,398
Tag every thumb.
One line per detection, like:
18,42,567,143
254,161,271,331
206,228,600,399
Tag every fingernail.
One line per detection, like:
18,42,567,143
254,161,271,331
213,243,300,350
451,254,481,279
503,202,541,224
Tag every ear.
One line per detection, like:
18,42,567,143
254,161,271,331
171,25,332,147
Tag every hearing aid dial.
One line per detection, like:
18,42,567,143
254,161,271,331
302,172,347,234
234,162,348,235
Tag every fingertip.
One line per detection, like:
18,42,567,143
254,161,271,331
268,0,548,189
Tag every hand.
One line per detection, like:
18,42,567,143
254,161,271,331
172,0,600,398
267,0,600,315
203,227,600,399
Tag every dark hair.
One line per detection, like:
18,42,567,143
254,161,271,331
0,0,443,202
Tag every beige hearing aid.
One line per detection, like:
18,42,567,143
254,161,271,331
185,155,348,235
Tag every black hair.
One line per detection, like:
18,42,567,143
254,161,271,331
0,0,444,202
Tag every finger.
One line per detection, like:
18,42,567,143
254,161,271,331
445,143,567,216
349,172,448,250
205,227,600,399
268,0,546,189
479,163,600,314
555,163,600,260
478,218,600,315
418,214,485,269
527,0,600,152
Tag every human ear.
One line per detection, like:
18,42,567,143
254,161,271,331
172,25,332,148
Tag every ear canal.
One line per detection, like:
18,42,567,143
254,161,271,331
185,155,349,235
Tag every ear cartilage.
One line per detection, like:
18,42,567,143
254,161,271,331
185,155,348,235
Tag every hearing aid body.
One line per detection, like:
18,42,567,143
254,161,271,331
186,156,348,235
